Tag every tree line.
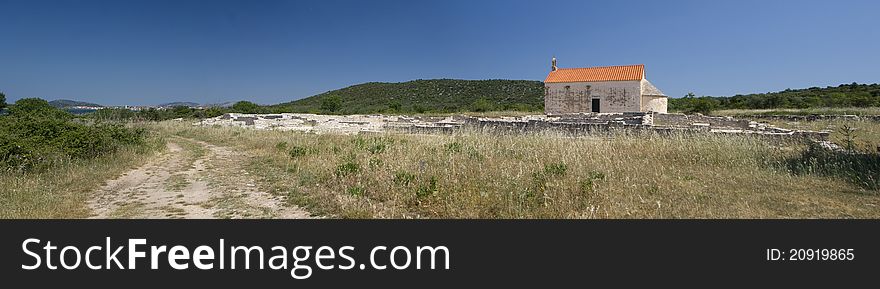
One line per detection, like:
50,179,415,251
669,83,880,114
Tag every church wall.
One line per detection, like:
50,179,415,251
544,81,641,114
640,95,668,113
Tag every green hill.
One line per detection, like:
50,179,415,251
271,79,544,114
158,102,201,108
49,99,103,108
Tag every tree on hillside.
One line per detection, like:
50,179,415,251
387,100,402,112
0,91,6,111
472,98,495,112
231,101,260,114
10,98,71,119
320,95,342,113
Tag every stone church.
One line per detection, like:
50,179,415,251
544,57,668,114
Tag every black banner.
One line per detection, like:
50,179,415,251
1,220,876,287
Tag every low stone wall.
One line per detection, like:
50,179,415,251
199,112,829,141
653,113,753,129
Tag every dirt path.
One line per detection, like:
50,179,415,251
88,137,311,219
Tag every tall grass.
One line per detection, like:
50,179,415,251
0,133,163,218
763,119,880,152
154,122,880,219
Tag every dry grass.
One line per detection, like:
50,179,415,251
152,122,880,219
762,119,880,152
0,131,164,218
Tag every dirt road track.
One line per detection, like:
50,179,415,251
88,137,311,219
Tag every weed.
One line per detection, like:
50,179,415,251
289,146,308,158
348,186,365,197
445,142,463,153
543,162,568,176
335,161,360,177
367,143,386,154
393,171,415,186
839,124,857,151
416,176,438,198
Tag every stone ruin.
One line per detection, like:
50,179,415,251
198,112,830,141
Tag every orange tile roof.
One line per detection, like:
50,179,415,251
545,64,645,83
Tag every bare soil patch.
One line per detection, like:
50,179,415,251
88,137,311,219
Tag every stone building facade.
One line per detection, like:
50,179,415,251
544,58,668,115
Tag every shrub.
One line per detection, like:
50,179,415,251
289,146,308,158
231,101,261,114
0,101,146,171
9,98,71,119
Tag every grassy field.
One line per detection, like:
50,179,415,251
712,107,880,153
4,113,878,219
152,121,880,219
763,118,880,152
0,131,164,218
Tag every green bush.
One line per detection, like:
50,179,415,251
0,98,146,171
9,98,72,120
231,101,262,114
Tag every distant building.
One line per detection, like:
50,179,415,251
544,58,667,114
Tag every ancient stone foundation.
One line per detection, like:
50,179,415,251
199,112,829,141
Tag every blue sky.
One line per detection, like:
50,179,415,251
1,0,878,106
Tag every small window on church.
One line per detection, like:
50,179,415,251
564,85,570,90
